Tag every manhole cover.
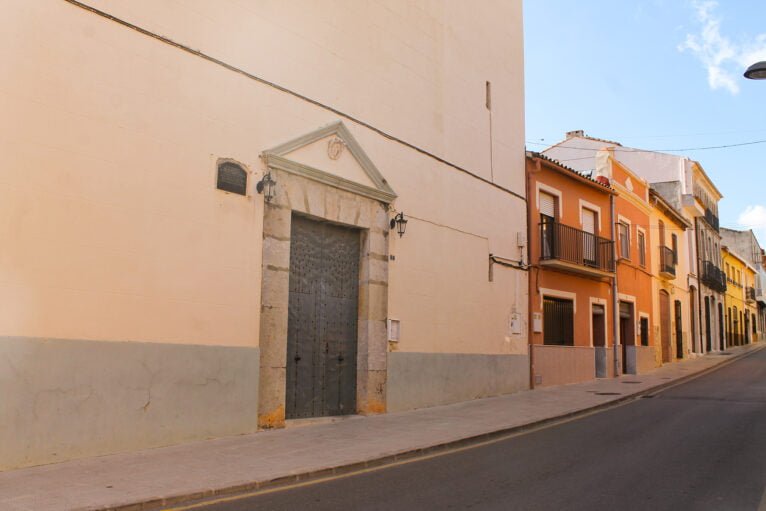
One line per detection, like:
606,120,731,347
622,381,642,384
716,352,733,356
641,395,656,399
595,392,622,396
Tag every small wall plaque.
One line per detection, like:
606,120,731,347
217,161,247,195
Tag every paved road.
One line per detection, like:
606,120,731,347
190,350,766,511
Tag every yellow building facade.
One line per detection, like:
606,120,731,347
722,248,758,347
648,189,693,364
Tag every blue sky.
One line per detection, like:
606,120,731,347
524,0,766,241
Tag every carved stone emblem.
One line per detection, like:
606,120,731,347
625,177,633,193
327,137,344,160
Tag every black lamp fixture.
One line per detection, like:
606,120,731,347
744,61,766,80
390,212,408,238
256,172,276,202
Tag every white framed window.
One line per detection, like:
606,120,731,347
619,222,631,260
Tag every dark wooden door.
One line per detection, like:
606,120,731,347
660,291,671,363
592,304,606,347
286,215,360,419
674,300,683,359
619,301,634,374
704,297,711,352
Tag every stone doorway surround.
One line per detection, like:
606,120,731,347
257,121,396,428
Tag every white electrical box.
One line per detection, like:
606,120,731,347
532,313,543,333
517,231,527,248
509,313,521,335
387,319,401,342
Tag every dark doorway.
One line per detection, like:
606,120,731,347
592,303,606,378
619,301,634,374
718,303,724,350
704,297,711,353
286,215,360,419
660,291,671,363
690,287,697,353
675,300,683,359
592,304,606,348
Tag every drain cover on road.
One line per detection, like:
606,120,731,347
595,392,622,396
622,381,642,384
716,352,733,356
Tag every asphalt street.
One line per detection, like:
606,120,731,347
185,349,766,511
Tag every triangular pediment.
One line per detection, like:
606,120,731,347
261,121,397,203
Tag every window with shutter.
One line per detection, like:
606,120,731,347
539,192,556,220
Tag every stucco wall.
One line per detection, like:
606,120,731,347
0,337,259,470
386,352,529,412
532,345,596,387
81,0,526,194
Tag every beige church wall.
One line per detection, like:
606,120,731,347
80,0,526,193
0,0,527,466
1,0,527,354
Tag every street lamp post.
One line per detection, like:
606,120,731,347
744,61,766,80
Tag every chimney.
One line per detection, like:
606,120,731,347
566,130,585,139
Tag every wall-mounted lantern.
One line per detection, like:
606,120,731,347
256,172,276,202
390,212,408,238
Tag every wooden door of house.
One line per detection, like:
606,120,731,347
674,300,684,359
660,291,671,363
286,215,360,419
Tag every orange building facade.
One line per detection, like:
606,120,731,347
526,153,616,387
595,151,658,375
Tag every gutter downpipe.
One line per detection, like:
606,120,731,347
526,156,540,389
611,192,621,377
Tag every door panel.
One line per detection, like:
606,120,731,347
286,215,360,419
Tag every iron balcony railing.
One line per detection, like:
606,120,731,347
539,222,615,272
747,286,756,301
701,260,727,293
659,246,676,277
704,207,720,231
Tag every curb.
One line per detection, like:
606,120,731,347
91,344,765,511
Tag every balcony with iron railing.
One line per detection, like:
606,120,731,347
704,208,719,231
747,286,756,302
701,260,727,293
539,222,615,278
659,246,676,279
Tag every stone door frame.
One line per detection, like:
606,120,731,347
257,123,394,428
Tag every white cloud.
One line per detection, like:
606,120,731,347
679,0,766,95
737,205,766,243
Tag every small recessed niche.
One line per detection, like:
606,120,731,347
216,160,247,196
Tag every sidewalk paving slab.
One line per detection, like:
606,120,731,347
1,343,762,511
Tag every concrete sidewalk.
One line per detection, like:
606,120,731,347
2,343,763,511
